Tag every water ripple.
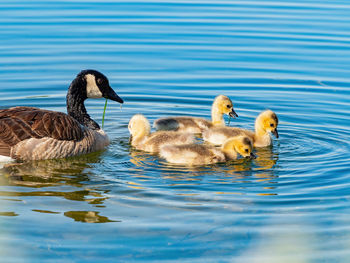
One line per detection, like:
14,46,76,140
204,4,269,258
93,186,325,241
1,0,350,262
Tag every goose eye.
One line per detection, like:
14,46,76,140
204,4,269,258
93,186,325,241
245,149,249,153
226,105,231,108
97,78,105,85
270,123,274,127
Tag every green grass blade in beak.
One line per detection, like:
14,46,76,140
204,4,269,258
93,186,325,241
102,98,108,129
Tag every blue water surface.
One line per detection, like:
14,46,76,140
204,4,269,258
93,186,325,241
0,0,350,262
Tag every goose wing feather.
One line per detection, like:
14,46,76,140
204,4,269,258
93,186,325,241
0,107,84,156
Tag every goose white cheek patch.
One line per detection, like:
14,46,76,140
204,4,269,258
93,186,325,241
86,74,103,98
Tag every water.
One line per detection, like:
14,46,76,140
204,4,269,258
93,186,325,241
1,0,350,262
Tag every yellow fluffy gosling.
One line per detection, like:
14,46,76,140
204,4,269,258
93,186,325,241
160,136,256,166
202,110,279,147
153,95,238,133
128,114,195,153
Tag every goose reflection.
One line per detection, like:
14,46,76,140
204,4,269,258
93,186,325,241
128,149,159,169
0,151,116,223
128,142,280,197
1,151,103,184
254,145,279,171
129,147,214,184
221,146,279,196
254,146,279,194
64,211,119,223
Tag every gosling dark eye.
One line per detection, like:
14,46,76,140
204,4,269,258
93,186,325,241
245,149,249,153
226,105,231,108
270,123,274,127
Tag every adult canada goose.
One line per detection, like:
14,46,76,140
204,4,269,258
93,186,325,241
0,69,123,161
202,110,279,147
128,114,195,153
153,95,238,133
160,136,256,166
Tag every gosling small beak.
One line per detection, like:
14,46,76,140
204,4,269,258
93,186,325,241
105,87,124,103
249,152,257,159
229,109,238,118
272,128,279,138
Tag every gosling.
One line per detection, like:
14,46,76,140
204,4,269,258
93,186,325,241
128,114,195,153
153,95,238,133
203,110,279,147
160,136,256,166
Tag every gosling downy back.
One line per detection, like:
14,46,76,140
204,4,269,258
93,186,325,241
153,95,238,133
128,114,195,153
203,110,279,147
160,135,255,166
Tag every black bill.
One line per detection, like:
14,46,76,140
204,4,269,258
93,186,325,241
229,109,238,118
105,87,124,103
272,128,279,138
250,152,257,159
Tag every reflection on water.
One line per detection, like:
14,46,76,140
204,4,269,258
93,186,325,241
254,146,279,171
2,152,102,179
128,142,280,197
2,151,103,186
0,152,116,223
0,211,18,217
64,211,119,223
128,149,159,170
32,209,60,214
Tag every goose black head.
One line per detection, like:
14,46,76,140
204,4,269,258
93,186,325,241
81,69,124,103
71,69,123,103
67,70,124,130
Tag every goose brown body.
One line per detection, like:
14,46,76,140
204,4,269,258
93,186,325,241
0,107,83,159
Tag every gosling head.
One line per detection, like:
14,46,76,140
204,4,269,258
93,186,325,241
255,110,279,138
128,114,151,141
222,136,256,160
70,69,124,103
213,95,238,118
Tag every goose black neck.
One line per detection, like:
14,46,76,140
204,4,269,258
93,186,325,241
66,74,100,130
